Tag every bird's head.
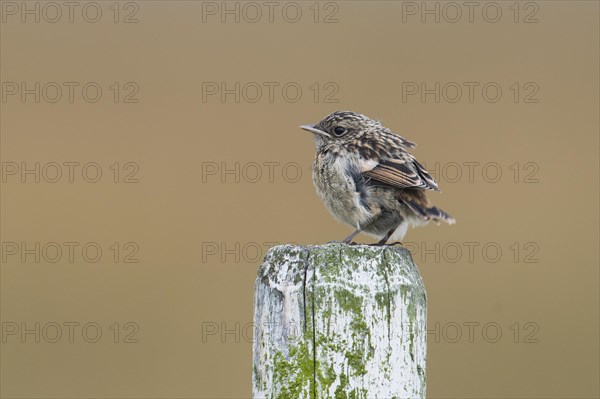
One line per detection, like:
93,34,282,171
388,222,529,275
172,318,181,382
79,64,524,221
300,111,416,152
300,111,378,146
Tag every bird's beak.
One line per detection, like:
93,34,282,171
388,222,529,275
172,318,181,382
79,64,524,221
300,124,331,138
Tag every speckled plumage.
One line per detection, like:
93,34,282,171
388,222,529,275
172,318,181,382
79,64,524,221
300,111,455,245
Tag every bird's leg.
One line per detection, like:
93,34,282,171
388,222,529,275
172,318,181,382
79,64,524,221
332,216,381,246
332,221,372,245
326,229,360,245
374,228,395,246
341,228,361,244
327,237,358,245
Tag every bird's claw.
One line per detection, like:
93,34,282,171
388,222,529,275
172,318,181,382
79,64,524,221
371,241,404,247
327,240,358,246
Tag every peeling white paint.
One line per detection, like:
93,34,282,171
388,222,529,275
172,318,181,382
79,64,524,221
252,244,427,399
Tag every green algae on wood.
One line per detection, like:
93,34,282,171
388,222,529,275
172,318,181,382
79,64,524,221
253,243,427,399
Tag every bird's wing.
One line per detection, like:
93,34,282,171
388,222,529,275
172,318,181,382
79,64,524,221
361,155,440,191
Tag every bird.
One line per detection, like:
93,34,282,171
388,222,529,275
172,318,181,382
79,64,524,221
300,111,455,245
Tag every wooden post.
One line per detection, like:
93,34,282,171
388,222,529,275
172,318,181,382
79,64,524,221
252,243,427,399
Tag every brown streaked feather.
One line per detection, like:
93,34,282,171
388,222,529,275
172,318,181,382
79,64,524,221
352,127,439,191
397,189,431,209
363,156,440,191
397,190,455,224
380,129,416,149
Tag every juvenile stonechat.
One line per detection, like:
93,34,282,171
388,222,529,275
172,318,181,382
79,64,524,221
300,111,455,245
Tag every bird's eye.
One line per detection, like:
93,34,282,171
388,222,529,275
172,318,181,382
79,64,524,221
332,126,347,136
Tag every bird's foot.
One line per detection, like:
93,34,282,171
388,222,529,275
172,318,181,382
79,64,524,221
327,240,358,246
371,241,404,247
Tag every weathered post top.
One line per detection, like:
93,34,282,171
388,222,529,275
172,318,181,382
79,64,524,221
252,243,427,399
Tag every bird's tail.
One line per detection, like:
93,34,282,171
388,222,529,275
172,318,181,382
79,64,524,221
423,206,456,225
402,200,456,225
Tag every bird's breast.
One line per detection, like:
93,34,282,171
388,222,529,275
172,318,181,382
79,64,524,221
312,153,374,227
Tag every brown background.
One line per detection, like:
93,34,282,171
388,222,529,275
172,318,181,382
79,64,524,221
1,1,598,398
